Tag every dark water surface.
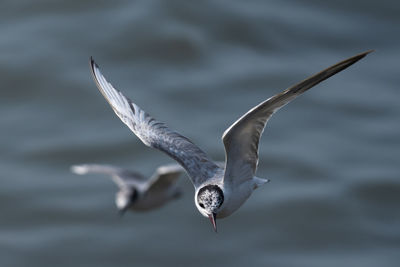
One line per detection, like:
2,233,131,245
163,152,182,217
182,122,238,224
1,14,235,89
1,1,399,266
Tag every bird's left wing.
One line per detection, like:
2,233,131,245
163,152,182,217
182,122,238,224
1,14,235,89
222,50,372,186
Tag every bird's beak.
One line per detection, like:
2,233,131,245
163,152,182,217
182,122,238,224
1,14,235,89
118,207,128,217
208,213,217,232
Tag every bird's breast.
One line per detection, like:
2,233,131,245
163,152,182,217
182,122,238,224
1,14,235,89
217,181,254,218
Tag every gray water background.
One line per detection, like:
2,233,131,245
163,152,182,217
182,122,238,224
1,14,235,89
1,1,399,266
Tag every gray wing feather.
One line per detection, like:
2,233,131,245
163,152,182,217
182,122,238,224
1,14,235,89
70,164,146,188
222,50,372,185
146,164,184,193
90,59,220,187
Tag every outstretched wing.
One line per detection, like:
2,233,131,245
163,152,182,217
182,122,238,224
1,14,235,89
222,50,372,185
90,59,220,188
146,163,185,194
70,164,146,189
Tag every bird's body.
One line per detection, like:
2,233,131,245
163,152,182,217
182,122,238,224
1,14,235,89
71,163,184,214
89,50,371,230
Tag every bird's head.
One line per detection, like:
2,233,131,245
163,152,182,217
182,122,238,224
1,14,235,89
115,188,138,216
196,185,224,232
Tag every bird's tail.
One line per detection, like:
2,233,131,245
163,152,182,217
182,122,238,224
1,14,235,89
253,177,270,189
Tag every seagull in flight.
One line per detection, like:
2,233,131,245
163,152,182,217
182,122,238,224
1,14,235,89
71,163,184,215
89,50,371,231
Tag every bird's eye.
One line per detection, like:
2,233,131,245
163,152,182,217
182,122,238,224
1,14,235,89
199,203,205,208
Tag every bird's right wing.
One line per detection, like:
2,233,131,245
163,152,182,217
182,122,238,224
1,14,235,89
90,59,221,188
71,164,145,189
146,164,185,194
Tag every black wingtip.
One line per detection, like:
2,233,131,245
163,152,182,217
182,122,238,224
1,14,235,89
352,50,374,61
89,56,97,70
340,49,374,71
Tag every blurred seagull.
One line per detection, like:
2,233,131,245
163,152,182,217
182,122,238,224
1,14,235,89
89,50,372,231
71,163,184,215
